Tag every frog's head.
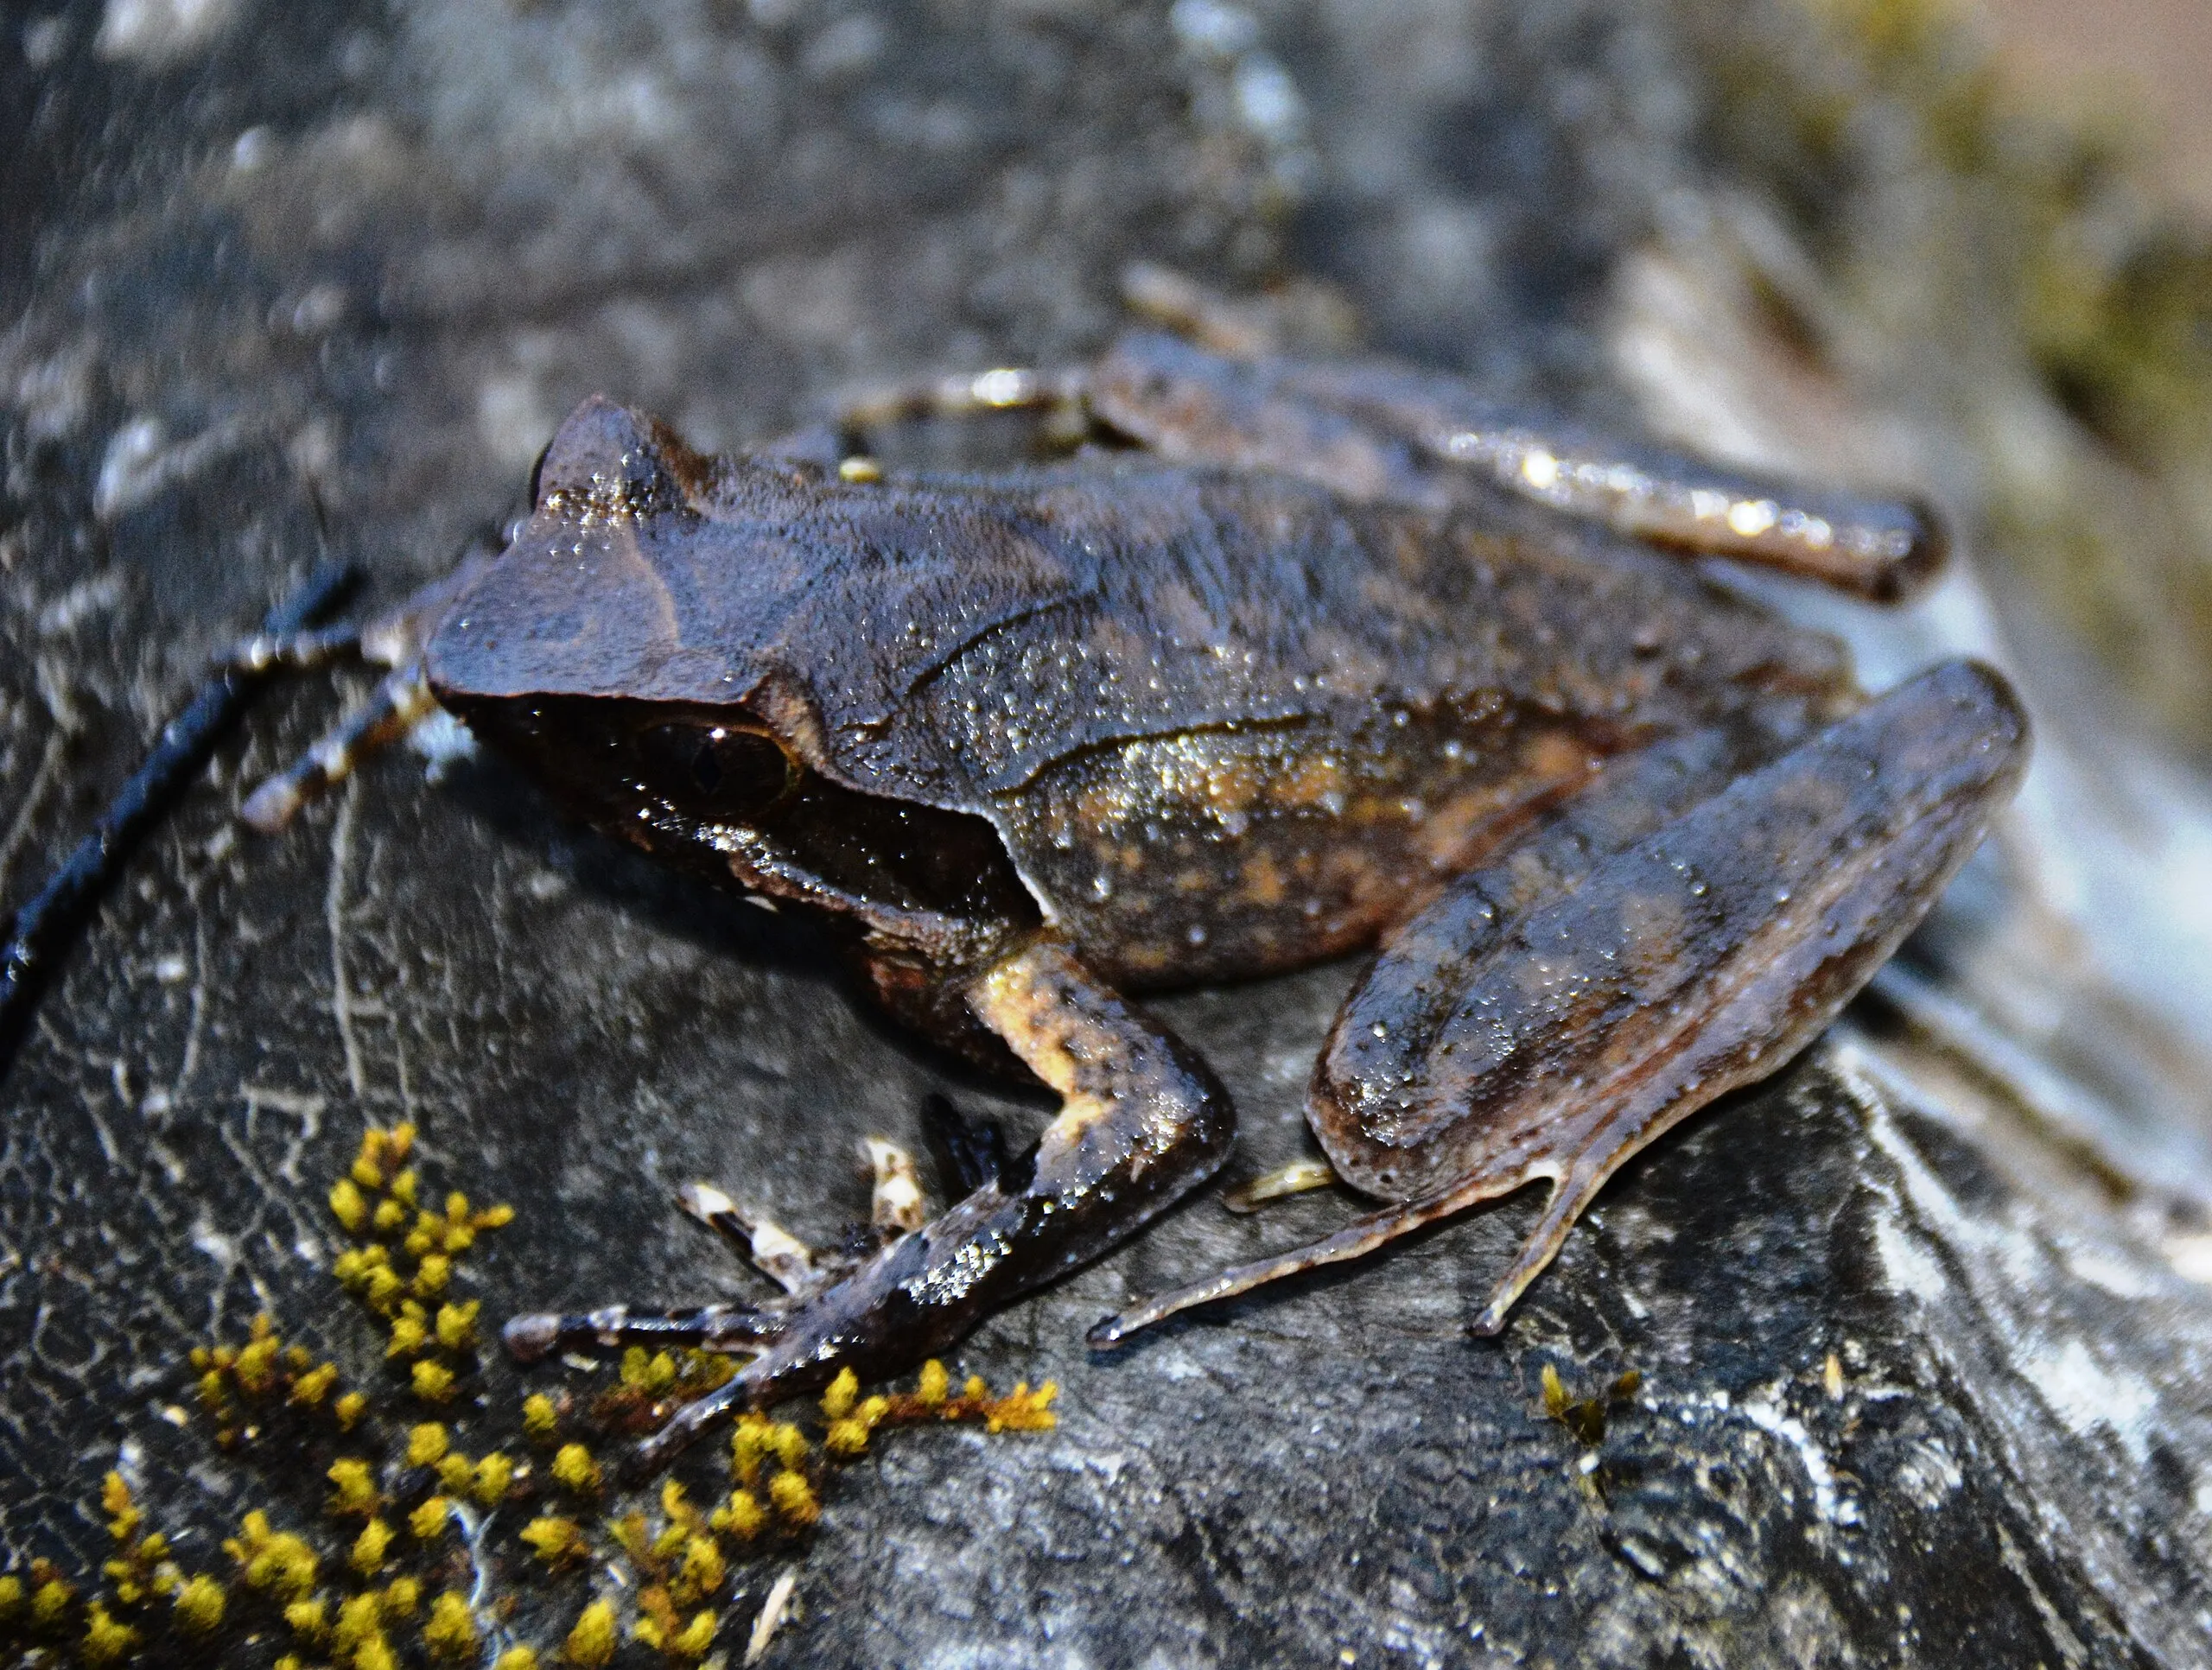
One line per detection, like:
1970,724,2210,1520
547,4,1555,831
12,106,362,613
424,398,1037,938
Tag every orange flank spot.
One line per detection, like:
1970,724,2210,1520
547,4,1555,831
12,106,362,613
1522,727,1601,789
1276,751,1346,811
1241,853,1287,907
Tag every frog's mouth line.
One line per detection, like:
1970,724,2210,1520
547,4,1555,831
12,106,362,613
441,691,1046,948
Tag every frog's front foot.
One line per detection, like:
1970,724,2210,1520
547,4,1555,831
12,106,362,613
504,940,1233,1472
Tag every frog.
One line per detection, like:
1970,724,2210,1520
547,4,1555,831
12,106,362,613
232,325,2028,1470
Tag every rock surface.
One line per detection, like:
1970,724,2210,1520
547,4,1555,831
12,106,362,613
4,2,2212,1666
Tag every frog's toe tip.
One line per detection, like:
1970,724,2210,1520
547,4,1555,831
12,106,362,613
1084,1312,1135,1349
1466,1305,1510,1339
503,1312,563,1362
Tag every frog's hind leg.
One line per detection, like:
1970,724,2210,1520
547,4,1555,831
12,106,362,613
1095,660,2028,1346
600,939,1233,1470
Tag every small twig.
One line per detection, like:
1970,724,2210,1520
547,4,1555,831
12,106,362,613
0,562,357,1073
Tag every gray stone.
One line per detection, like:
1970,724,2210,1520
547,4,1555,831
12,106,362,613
5,2,2212,1665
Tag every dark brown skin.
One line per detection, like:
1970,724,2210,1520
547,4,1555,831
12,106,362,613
385,335,2027,1466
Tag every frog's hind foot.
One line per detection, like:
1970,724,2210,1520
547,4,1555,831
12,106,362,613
513,939,1233,1476
1090,1156,1542,1347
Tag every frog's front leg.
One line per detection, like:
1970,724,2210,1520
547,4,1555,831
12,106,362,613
1094,659,2028,1346
508,938,1233,1470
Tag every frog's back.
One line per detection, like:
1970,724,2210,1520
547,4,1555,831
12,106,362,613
429,399,1853,981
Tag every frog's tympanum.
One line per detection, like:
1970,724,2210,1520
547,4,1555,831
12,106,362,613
273,333,2029,1467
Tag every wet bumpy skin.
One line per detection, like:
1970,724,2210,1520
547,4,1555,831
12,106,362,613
416,340,2027,1464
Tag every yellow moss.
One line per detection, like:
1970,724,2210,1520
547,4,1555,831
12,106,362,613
197,1368,228,1411
435,1300,480,1351
0,1574,22,1622
984,1381,1058,1433
33,1576,74,1628
362,1267,405,1314
100,1471,137,1540
551,1443,601,1495
730,1413,772,1487
229,1514,320,1599
386,1311,430,1358
709,1489,765,1540
675,1534,725,1603
520,1516,587,1565
963,1375,987,1401
522,1394,560,1441
769,1422,809,1470
607,1513,651,1563
823,1418,871,1457
327,1457,379,1516
290,1362,340,1406
383,1575,421,1616
918,1359,950,1406
372,1198,409,1234
174,1572,226,1633
406,1423,450,1468
477,1203,516,1229
466,1451,514,1508
80,1602,138,1666
766,1470,819,1529
410,1360,457,1403
423,1590,479,1661
1541,1362,1567,1418
619,1347,677,1394
493,1649,540,1670
234,1332,283,1396
350,1517,393,1575
389,1165,417,1206
412,1254,453,1299
283,1597,328,1641
335,1390,369,1431
333,1590,383,1651
329,1178,370,1233
563,1597,620,1667
820,1367,859,1421
671,1610,718,1660
356,1635,401,1670
410,1497,453,1540
436,1453,475,1495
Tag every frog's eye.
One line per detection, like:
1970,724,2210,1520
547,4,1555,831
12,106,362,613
636,721,798,817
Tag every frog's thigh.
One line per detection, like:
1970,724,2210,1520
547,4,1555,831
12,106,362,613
1096,660,2026,1345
